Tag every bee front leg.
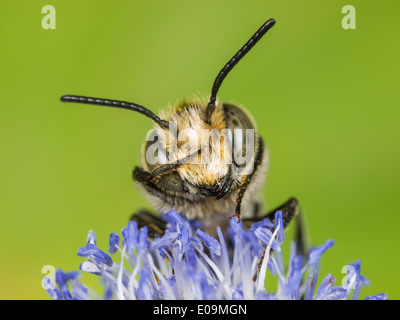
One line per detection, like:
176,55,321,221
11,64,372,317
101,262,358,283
233,138,265,221
132,166,152,183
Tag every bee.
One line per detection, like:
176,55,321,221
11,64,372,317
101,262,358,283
61,19,307,253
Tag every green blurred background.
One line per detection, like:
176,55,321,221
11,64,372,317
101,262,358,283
0,0,399,299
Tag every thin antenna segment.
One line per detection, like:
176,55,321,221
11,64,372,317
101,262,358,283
60,95,169,129
206,19,276,123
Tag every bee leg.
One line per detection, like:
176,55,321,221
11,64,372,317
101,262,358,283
134,149,201,183
132,166,152,183
130,209,166,240
265,197,308,256
244,197,309,281
245,197,309,255
264,197,300,229
233,174,254,221
233,138,265,221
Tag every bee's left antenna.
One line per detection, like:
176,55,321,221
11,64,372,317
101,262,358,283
60,95,169,129
206,19,276,123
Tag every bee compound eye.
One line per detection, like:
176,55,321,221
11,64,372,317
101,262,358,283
223,104,255,131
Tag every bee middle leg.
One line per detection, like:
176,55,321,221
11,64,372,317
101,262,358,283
243,197,308,256
130,209,166,239
243,197,309,281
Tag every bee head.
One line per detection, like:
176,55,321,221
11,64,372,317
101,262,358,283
60,18,275,201
141,97,258,200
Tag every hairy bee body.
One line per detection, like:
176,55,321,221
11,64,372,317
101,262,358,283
137,97,269,234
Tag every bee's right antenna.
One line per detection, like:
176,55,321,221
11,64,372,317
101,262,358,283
205,19,276,124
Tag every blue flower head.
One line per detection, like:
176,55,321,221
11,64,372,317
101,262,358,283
44,210,387,300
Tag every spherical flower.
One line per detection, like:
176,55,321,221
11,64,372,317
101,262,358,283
43,210,387,300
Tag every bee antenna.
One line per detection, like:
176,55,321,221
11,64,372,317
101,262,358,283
205,19,276,123
60,95,169,129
